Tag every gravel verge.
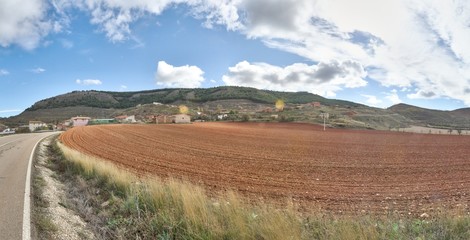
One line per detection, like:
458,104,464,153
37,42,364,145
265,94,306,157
32,135,95,240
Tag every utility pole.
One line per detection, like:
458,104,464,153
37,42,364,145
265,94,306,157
320,113,329,131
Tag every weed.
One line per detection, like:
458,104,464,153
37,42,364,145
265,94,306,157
35,215,58,233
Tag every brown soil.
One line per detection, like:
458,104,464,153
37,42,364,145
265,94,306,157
60,122,470,215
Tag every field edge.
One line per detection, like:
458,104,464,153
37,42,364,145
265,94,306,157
51,137,470,239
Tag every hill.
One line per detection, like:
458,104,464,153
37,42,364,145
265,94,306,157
4,86,470,130
3,86,373,127
388,103,470,129
26,86,363,111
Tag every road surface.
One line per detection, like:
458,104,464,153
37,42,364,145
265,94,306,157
0,132,57,240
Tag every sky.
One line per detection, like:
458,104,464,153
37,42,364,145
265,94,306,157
1,0,470,117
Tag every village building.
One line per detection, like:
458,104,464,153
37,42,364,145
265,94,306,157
115,115,136,123
56,123,66,131
312,102,321,107
217,114,228,120
125,115,136,123
89,119,116,125
174,114,191,124
262,107,273,113
71,116,91,127
29,121,47,132
155,115,168,124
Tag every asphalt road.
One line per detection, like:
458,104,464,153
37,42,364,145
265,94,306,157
0,132,57,240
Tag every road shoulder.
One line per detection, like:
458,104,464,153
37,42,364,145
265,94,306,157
31,135,95,240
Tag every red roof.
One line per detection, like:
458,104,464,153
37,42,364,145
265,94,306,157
114,115,128,119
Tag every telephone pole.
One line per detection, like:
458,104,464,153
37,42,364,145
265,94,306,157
320,113,329,131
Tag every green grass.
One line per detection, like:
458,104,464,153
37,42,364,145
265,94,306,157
55,141,470,239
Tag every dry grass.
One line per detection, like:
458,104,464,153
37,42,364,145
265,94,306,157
57,141,470,239
58,142,301,239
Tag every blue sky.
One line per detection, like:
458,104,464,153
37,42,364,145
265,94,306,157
1,0,470,117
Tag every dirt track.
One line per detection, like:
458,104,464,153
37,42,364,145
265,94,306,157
60,122,470,214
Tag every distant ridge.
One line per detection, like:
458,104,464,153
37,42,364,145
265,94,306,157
2,86,364,126
388,103,470,128
3,86,470,130
26,86,362,111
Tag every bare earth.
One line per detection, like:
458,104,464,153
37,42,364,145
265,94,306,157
60,122,470,215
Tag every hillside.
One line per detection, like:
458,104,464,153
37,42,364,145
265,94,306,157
26,86,363,111
5,86,470,130
0,87,354,125
388,103,470,129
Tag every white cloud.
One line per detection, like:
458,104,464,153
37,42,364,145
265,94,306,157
223,60,367,97
407,89,439,100
0,69,9,76
385,89,402,105
69,0,244,42
67,0,470,105
155,61,205,88
30,67,46,73
361,94,382,106
3,0,470,107
74,0,176,42
189,0,243,31
120,85,128,90
130,36,144,49
189,0,470,106
0,0,66,50
76,79,103,85
59,38,74,48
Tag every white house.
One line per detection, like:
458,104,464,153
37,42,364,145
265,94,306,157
125,115,136,123
174,114,191,124
71,116,91,127
29,121,47,132
217,114,228,120
115,115,136,123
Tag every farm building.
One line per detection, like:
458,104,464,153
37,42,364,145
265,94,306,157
71,116,91,127
311,102,321,107
29,121,47,132
147,115,171,124
174,114,191,124
115,115,137,123
125,115,136,123
89,119,116,125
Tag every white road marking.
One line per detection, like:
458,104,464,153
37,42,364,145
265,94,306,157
22,134,55,240
0,139,18,148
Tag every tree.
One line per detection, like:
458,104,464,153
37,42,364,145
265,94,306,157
241,114,250,122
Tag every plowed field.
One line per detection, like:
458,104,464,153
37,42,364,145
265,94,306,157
60,122,470,214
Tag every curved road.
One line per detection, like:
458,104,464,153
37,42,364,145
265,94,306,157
0,132,57,240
